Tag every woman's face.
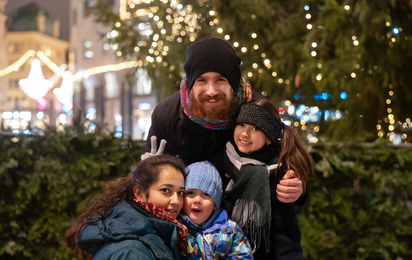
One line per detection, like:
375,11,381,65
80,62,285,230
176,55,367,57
136,165,185,219
234,123,270,154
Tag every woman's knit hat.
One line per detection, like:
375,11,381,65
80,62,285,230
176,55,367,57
185,161,223,208
183,37,241,92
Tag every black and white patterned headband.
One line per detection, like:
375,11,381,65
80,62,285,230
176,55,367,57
236,103,285,143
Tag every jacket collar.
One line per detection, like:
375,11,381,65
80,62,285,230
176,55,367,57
76,202,180,257
181,208,231,233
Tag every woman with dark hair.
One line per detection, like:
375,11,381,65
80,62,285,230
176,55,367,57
65,155,188,260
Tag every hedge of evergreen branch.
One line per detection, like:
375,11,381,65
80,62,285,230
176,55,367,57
1,127,411,259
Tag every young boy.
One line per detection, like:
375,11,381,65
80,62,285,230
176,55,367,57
180,161,253,260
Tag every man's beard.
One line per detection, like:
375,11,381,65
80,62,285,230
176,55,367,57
189,91,235,122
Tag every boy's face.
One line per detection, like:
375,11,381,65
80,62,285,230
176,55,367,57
183,189,216,225
234,123,270,154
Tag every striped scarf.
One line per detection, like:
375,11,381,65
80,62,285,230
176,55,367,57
132,197,188,252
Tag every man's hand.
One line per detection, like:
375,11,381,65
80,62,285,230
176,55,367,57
141,136,167,160
276,170,303,203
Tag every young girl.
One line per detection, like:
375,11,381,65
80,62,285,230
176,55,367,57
65,155,188,260
181,161,253,260
218,99,315,260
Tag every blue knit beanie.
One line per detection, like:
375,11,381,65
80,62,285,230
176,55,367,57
186,161,223,208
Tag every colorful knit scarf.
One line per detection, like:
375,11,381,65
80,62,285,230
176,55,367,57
132,197,188,252
180,77,252,130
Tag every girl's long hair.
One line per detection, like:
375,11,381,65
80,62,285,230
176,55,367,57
253,99,315,194
64,154,187,259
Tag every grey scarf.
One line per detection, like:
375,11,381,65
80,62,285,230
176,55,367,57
224,141,278,255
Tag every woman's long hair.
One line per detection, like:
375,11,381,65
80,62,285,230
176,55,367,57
64,154,187,259
253,99,315,194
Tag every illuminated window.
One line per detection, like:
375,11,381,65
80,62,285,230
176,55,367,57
105,73,118,98
136,68,152,95
22,98,28,108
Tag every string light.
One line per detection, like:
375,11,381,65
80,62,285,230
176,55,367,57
0,50,36,77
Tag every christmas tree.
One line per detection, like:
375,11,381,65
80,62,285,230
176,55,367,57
92,0,412,142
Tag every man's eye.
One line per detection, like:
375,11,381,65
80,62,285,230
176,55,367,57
218,77,228,81
186,191,193,195
253,127,260,131
238,123,244,126
160,188,170,193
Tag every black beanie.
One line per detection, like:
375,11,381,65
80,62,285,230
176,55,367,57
184,38,241,91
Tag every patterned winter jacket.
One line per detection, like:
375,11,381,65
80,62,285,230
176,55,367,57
180,208,253,260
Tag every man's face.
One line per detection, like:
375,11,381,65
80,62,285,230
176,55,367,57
189,72,234,122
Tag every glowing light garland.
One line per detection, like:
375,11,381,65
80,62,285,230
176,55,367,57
36,51,65,77
0,50,36,77
73,60,144,81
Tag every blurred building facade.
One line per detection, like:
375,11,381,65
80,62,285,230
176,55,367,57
0,0,158,139
0,2,69,133
70,0,157,140
0,0,9,111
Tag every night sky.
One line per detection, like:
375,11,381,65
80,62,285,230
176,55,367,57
5,0,70,41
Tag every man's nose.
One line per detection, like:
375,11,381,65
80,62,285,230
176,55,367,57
205,83,218,96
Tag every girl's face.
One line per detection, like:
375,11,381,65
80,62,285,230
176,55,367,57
234,123,270,154
183,189,216,225
135,165,185,219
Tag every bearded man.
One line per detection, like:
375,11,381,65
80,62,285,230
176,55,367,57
146,37,252,165
145,38,304,204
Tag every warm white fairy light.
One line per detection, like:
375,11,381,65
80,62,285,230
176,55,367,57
0,50,36,77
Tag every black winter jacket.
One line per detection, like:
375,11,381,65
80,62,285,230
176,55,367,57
146,91,234,165
146,91,264,165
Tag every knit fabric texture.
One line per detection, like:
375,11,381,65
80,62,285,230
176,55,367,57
184,37,241,91
237,103,285,143
186,161,223,208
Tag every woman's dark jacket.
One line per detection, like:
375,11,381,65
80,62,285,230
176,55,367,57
75,202,181,260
